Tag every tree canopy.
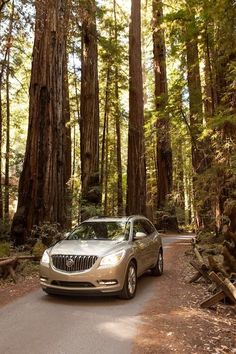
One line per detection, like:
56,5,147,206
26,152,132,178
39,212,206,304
0,0,235,243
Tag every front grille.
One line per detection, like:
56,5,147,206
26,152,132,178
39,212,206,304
51,255,98,272
51,281,95,288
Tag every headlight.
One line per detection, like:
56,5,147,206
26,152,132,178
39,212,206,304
41,250,50,264
99,250,125,267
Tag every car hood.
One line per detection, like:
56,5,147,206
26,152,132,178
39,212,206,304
50,240,126,257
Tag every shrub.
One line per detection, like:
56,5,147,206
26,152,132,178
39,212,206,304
0,242,11,257
32,240,47,258
31,222,64,247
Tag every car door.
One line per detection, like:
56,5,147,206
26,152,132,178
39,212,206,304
132,220,150,274
140,219,159,267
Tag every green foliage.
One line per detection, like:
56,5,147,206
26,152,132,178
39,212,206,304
81,202,102,219
0,0,235,233
0,242,11,257
31,222,64,247
19,260,39,277
32,240,46,258
0,220,11,240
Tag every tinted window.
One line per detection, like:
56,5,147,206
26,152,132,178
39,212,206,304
67,222,128,241
141,220,156,235
133,221,147,237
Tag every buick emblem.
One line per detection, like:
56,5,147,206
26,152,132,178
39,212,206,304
66,257,74,268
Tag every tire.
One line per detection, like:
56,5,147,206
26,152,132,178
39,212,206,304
43,289,55,296
120,261,137,300
151,249,163,276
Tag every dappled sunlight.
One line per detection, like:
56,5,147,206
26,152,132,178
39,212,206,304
97,316,144,340
172,306,235,326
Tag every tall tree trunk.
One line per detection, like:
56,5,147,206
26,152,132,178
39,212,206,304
72,45,80,197
203,26,215,118
80,0,101,220
126,0,146,216
185,7,210,230
0,86,3,220
63,55,72,228
11,0,71,244
114,73,123,215
113,0,123,215
5,43,10,220
101,66,111,211
104,114,109,214
4,0,14,220
152,0,173,210
0,50,8,221
0,0,10,15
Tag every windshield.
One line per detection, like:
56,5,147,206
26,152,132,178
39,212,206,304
67,221,129,241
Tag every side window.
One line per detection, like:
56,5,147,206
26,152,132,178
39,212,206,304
140,220,155,235
124,222,131,240
133,221,146,237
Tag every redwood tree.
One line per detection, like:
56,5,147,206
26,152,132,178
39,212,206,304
153,0,173,209
11,0,71,244
185,4,211,229
126,0,146,215
80,0,101,220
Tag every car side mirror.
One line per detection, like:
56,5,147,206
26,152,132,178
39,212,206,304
63,232,70,239
134,231,147,240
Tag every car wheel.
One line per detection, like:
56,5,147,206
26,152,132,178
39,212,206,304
43,289,54,296
120,261,137,300
151,250,163,276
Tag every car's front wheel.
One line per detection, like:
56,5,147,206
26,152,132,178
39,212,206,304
151,249,163,276
120,261,137,299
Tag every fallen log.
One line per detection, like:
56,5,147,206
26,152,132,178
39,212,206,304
0,255,40,283
0,255,39,262
0,257,17,266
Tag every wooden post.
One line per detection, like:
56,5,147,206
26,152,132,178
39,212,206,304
208,272,236,304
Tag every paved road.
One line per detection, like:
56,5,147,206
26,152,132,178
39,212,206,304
0,234,193,354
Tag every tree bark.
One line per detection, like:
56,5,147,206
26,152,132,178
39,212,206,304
185,7,210,229
152,0,173,210
4,0,14,220
100,67,110,214
0,0,10,14
126,0,146,215
0,49,8,221
113,0,123,215
126,0,146,216
11,0,71,244
80,0,101,220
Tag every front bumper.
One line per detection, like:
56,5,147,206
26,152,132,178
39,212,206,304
40,259,127,296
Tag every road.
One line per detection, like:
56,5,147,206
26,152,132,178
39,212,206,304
0,234,193,354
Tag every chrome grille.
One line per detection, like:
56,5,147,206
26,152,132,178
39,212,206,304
51,255,98,272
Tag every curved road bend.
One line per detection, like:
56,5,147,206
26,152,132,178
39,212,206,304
0,234,193,354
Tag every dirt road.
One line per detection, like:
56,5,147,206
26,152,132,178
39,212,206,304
133,240,236,354
0,234,235,354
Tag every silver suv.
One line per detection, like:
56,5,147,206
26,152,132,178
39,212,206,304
40,215,163,299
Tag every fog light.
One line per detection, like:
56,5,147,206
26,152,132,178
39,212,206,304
98,280,118,286
40,277,48,282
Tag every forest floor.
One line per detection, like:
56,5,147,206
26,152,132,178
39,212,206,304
0,239,235,353
133,241,236,354
0,262,39,308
